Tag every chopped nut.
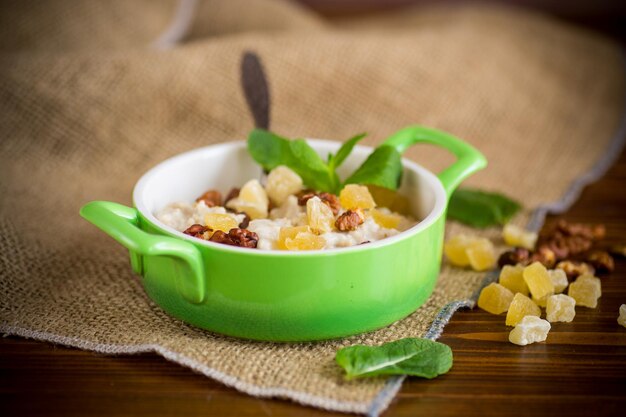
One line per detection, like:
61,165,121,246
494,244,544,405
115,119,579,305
538,220,604,259
238,212,251,229
298,191,341,215
183,224,211,239
196,189,222,207
224,187,240,204
335,209,365,231
555,260,595,279
585,250,615,274
208,228,259,248
497,247,531,268
529,246,556,268
228,228,259,248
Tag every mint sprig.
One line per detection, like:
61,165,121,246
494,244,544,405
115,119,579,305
248,129,398,194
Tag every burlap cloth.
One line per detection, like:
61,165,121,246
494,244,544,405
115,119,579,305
1,0,625,415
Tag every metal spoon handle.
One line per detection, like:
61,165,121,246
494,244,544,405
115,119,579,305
241,51,271,130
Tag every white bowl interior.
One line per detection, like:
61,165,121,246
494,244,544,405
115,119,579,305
134,140,447,249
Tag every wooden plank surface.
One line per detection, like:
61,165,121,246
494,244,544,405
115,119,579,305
2,145,625,417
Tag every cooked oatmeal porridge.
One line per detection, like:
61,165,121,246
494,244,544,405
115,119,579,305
156,166,416,250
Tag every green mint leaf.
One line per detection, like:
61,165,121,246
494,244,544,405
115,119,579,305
335,338,453,380
247,129,293,171
329,133,366,170
448,188,522,228
344,145,403,190
289,139,339,192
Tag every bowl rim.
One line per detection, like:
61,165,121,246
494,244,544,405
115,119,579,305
133,139,448,257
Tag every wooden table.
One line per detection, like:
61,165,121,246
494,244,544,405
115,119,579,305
2,146,625,417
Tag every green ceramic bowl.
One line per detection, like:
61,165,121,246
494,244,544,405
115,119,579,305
80,126,486,341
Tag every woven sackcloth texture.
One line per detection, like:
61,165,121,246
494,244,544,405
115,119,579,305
1,0,624,415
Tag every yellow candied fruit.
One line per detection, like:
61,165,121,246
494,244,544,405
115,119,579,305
532,295,548,308
226,179,269,219
548,269,569,294
284,231,325,251
509,316,551,346
277,226,310,250
444,234,474,267
339,184,376,210
203,213,238,233
466,238,497,271
523,262,554,300
265,166,303,206
502,224,537,250
506,293,541,326
499,264,529,296
618,304,626,328
306,196,335,233
370,208,403,230
477,283,514,315
568,274,601,308
546,294,576,323
367,185,411,215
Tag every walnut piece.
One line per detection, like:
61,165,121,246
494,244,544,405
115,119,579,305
555,260,595,279
224,187,240,205
209,228,259,249
183,224,211,239
196,190,222,207
297,190,341,215
335,209,365,231
498,247,531,268
585,250,615,274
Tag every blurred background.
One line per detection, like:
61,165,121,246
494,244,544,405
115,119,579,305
298,0,626,40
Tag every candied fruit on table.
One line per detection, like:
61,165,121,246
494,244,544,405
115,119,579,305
477,283,514,315
203,213,239,233
546,294,576,323
339,184,376,210
306,196,335,233
503,223,537,250
499,264,529,296
265,166,303,206
618,304,626,328
568,274,602,308
523,261,555,300
506,293,541,326
226,179,269,219
548,269,568,294
466,238,497,271
444,234,474,267
509,316,551,346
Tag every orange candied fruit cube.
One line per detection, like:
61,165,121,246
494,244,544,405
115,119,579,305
466,238,497,271
505,293,541,326
339,184,376,210
477,283,514,315
499,264,529,296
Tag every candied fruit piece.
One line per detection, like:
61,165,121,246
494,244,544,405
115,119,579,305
618,304,626,328
509,316,551,346
503,224,537,250
339,184,376,210
546,294,576,323
265,166,303,206
568,274,601,308
277,226,310,250
284,231,325,251
477,283,514,315
523,262,554,300
367,185,411,215
226,179,269,219
203,213,239,233
466,238,497,271
307,196,335,233
506,293,541,326
532,295,548,308
548,269,568,294
499,264,529,296
370,208,403,230
444,234,474,267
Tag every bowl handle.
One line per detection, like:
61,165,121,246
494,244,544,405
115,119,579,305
79,201,205,304
381,125,487,198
